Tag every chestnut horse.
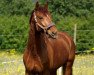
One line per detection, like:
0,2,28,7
23,2,75,75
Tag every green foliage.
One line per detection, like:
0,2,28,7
0,0,34,15
0,0,94,52
0,15,29,52
76,14,94,51
49,0,94,18
0,15,94,52
0,0,94,17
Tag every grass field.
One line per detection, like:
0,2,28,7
0,51,94,75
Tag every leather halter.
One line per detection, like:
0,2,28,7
33,11,55,31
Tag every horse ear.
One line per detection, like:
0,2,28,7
35,1,39,9
45,2,48,9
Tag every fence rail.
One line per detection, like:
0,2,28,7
0,27,94,52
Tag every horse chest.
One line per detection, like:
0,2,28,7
48,38,69,69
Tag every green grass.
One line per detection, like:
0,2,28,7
0,51,24,75
73,55,94,75
0,51,94,75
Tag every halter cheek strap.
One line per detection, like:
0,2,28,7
33,12,55,31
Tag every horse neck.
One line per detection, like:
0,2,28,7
27,22,36,53
27,21,47,54
35,32,49,63
36,32,47,49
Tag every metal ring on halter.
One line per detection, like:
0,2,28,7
33,11,55,31
46,22,55,30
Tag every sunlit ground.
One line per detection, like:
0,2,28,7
0,51,94,75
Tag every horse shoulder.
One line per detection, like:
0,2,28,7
58,32,75,61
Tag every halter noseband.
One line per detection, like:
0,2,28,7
33,11,55,31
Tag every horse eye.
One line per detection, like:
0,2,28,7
38,16,43,19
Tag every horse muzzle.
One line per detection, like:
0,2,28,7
47,30,58,39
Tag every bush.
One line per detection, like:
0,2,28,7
0,0,94,52
0,0,34,16
0,15,29,52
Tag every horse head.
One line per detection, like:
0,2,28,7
32,2,58,39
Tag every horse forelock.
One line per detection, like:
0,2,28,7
35,6,49,15
29,6,49,24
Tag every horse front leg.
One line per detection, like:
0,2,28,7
39,70,50,75
25,70,38,75
25,70,31,75
50,70,57,75
63,61,73,75
25,70,36,75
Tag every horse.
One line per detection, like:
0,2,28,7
23,2,75,75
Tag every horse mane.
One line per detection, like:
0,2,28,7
27,8,48,56
27,10,37,56
27,8,49,61
29,10,34,24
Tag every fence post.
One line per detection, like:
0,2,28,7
74,24,77,45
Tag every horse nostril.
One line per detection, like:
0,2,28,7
48,30,52,34
52,32,57,35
